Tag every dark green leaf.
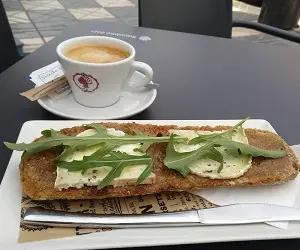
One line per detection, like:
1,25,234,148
205,147,224,173
41,130,52,137
98,162,125,189
58,151,152,172
58,150,153,188
213,139,286,158
4,124,171,158
137,163,152,184
189,117,249,145
164,135,214,176
164,118,286,176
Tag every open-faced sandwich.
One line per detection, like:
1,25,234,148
4,119,299,200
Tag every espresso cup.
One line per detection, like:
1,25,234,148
56,36,153,107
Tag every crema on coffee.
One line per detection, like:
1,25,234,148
64,45,129,63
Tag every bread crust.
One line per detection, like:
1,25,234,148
20,122,299,200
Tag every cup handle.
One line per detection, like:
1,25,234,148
126,61,154,90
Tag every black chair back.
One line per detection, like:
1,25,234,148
0,0,21,73
139,0,232,38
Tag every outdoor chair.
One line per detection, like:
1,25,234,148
138,0,300,43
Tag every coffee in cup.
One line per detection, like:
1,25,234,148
64,45,130,64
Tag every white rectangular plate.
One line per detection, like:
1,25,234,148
1,120,299,250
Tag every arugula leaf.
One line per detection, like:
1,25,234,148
58,150,152,188
188,117,249,145
4,124,171,157
205,147,224,173
4,124,168,188
164,136,286,176
57,143,116,172
58,151,152,171
138,141,156,153
98,162,125,189
164,135,215,176
137,164,152,184
166,139,285,177
164,118,286,177
4,120,287,184
134,135,186,154
88,123,108,135
41,129,55,137
5,129,70,159
213,139,286,158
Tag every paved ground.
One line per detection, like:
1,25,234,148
232,1,300,48
2,0,300,53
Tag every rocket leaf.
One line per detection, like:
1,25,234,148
205,147,224,173
164,135,215,176
4,120,287,186
137,164,153,184
98,162,125,189
58,151,153,188
164,136,286,177
165,118,286,176
58,151,152,172
212,139,286,158
188,117,249,145
4,123,171,158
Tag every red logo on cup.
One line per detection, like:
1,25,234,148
73,73,99,92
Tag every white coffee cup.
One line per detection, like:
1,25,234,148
56,36,153,107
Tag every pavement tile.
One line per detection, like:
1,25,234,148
10,23,40,39
232,27,261,37
233,0,261,15
233,6,241,12
2,0,24,11
21,0,64,11
6,11,30,24
233,11,258,22
59,0,101,9
14,30,41,40
27,9,75,27
68,7,114,20
10,22,35,32
4,0,300,54
245,4,261,15
96,0,134,8
27,9,76,37
232,0,240,7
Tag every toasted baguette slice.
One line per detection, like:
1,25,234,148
20,122,299,200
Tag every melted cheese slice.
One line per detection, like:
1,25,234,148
168,128,252,179
55,128,155,190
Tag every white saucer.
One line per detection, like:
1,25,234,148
37,72,157,120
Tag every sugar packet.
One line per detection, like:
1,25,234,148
29,61,71,100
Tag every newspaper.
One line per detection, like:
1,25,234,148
19,192,215,243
